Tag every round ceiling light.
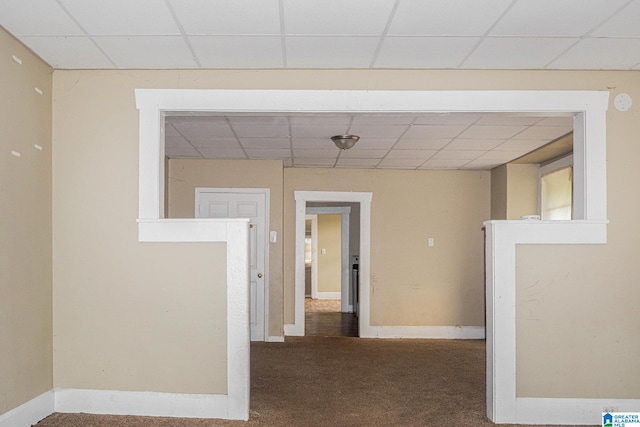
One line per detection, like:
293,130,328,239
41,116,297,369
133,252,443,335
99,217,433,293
331,134,360,150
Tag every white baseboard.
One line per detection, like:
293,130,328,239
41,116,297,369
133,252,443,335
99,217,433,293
266,335,285,342
362,325,485,339
0,390,54,427
515,397,640,425
315,292,341,300
55,388,228,419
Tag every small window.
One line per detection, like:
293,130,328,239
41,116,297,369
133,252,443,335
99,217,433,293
541,164,573,220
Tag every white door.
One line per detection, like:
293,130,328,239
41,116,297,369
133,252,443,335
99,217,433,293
196,190,267,341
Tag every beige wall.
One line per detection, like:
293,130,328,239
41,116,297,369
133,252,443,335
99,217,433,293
317,214,342,294
491,163,539,220
167,158,284,336
52,73,229,394
284,168,490,327
0,30,53,415
47,67,639,402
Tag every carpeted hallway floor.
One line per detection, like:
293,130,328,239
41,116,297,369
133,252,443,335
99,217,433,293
36,337,595,427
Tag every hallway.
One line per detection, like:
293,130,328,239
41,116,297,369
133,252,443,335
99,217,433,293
305,298,358,337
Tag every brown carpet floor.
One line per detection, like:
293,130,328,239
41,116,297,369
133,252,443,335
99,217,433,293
36,337,594,427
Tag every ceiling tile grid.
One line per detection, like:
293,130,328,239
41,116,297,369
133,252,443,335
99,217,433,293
1,0,639,70
164,113,572,170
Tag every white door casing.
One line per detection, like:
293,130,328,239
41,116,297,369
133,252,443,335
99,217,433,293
195,188,269,342
136,89,609,425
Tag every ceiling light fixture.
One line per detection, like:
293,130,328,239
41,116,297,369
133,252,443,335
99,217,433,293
331,134,360,150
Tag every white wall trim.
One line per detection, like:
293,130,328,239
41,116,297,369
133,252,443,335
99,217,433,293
364,326,485,339
515,397,640,425
485,220,608,424
266,335,285,343
315,292,341,300
293,191,372,337
0,390,54,427
136,89,610,424
136,219,250,421
55,389,228,419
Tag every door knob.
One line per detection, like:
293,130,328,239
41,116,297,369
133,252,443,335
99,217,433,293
257,273,263,278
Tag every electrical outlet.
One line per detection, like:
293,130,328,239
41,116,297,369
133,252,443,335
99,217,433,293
427,238,434,247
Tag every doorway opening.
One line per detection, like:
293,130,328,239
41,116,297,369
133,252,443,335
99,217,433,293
304,205,359,337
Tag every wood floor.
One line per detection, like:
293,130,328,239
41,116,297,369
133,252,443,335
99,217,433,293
305,298,358,337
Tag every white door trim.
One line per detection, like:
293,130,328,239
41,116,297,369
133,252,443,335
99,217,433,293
136,89,609,424
195,187,270,342
306,206,351,312
288,192,372,337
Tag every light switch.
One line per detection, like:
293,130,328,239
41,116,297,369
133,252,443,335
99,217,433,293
321,248,326,255
269,231,277,243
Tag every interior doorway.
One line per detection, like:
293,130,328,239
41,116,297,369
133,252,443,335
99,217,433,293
304,206,359,337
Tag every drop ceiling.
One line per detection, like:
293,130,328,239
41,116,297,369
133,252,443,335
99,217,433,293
1,0,640,70
165,113,572,170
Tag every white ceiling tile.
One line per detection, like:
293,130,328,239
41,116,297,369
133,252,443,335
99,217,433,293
420,159,470,169
165,135,190,146
349,139,397,150
170,0,281,35
474,114,542,126
292,138,336,149
166,116,228,124
94,36,197,68
60,0,180,35
348,125,408,139
233,124,290,138
377,158,424,169
244,149,291,159
432,150,485,160
403,125,467,139
283,0,395,35
165,125,181,137
173,122,234,138
464,159,503,169
475,151,523,161
190,36,283,68
16,36,114,68
239,138,291,149
286,36,379,68
458,125,527,139
350,115,415,126
464,37,579,69
412,114,480,125
490,0,629,36
393,139,451,150
535,117,573,127
592,0,640,37
339,149,389,159
0,0,83,35
550,38,640,69
293,149,338,158
291,125,350,138
289,115,351,125
188,138,240,149
445,139,505,150
228,116,289,125
197,148,246,159
494,140,548,152
336,158,381,168
512,126,570,140
388,0,512,36
386,150,437,160
375,37,479,68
